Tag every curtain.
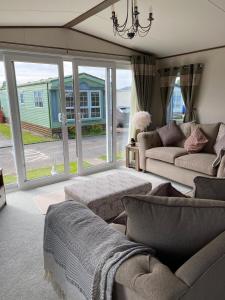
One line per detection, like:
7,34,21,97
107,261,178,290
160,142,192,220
159,67,179,125
180,64,203,122
128,73,138,141
131,55,156,113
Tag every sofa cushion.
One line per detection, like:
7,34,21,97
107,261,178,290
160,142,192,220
156,121,184,146
145,147,187,164
194,177,225,201
175,122,195,147
175,153,217,176
192,123,220,153
122,194,225,270
184,127,208,153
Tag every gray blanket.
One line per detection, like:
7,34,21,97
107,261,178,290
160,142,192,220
43,201,154,300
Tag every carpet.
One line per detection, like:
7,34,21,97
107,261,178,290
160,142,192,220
35,191,65,214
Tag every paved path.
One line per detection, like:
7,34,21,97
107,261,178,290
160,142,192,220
0,133,128,175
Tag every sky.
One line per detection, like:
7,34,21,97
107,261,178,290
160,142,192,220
0,61,132,90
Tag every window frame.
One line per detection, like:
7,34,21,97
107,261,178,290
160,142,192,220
65,89,75,120
90,90,101,119
33,90,44,108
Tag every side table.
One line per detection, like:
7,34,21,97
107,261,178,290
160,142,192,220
126,145,140,171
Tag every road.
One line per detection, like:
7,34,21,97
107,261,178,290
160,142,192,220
0,133,128,175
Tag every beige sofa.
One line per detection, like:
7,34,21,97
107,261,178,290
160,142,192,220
137,122,225,187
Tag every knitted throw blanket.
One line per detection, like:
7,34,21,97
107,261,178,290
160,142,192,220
43,201,154,300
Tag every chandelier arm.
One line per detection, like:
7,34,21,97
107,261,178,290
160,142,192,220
114,0,129,30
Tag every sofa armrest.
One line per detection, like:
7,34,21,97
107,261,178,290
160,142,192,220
217,155,225,177
137,131,162,170
115,255,188,300
175,230,225,299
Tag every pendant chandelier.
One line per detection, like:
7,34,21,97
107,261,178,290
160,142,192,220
111,0,154,39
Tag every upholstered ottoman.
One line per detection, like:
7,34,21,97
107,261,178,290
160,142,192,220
64,170,152,221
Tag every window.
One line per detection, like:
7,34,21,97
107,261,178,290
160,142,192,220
79,90,101,119
80,91,88,107
65,90,75,120
91,91,101,118
168,76,185,123
19,92,24,104
80,91,89,119
34,90,43,107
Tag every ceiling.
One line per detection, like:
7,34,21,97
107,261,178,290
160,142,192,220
0,0,225,57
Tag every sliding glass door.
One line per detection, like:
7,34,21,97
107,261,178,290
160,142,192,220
73,60,116,174
4,54,70,188
1,54,118,188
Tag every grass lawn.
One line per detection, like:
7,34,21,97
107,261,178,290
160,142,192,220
0,123,54,144
3,161,91,185
99,152,125,161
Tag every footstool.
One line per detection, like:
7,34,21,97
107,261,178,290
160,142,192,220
64,170,152,221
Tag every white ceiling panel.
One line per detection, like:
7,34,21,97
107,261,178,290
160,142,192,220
0,0,102,26
75,0,225,56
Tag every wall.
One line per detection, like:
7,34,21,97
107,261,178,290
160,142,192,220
0,28,140,59
152,47,225,126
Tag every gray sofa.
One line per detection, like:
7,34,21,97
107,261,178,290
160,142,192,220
112,222,225,300
137,122,225,187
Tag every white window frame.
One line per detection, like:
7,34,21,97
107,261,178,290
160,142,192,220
80,90,89,119
65,89,75,120
90,90,101,119
34,90,44,108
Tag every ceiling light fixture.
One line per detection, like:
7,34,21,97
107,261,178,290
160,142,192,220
111,0,154,39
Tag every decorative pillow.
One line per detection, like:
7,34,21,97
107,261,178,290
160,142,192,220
175,122,196,148
192,123,220,153
148,182,188,197
216,123,225,142
122,194,225,270
184,127,208,153
212,134,225,167
156,121,184,146
113,183,187,226
214,133,225,155
194,176,225,201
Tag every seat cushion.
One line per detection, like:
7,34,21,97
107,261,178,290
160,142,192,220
175,153,217,176
192,123,220,153
122,194,225,270
145,147,187,164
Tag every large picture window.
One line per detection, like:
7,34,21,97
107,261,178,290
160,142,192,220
34,90,43,107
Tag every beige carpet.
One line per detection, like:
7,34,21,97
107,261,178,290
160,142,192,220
34,191,65,214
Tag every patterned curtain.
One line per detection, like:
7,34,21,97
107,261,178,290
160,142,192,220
131,55,156,113
159,67,179,125
180,64,203,122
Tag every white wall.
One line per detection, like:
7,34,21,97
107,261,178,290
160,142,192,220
0,28,140,59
